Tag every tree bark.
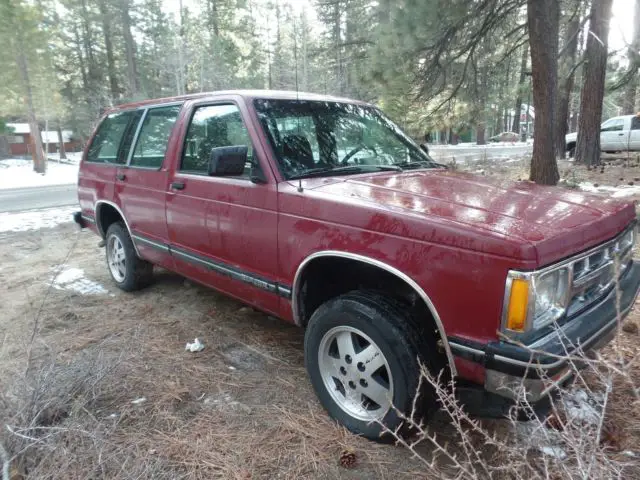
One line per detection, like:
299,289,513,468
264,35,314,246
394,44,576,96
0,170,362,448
554,14,580,158
121,0,140,97
527,0,560,185
56,121,67,160
575,0,613,167
16,50,46,173
98,0,119,101
512,45,528,134
622,0,640,114
0,135,9,158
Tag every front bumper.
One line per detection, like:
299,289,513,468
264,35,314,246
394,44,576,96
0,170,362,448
451,260,640,402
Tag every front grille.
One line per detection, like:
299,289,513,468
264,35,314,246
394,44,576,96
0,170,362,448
566,225,635,317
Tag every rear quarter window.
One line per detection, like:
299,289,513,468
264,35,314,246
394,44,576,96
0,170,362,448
86,111,138,164
130,105,181,169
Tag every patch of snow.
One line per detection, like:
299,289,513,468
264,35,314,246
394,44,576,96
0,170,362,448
579,182,640,198
203,392,251,413
0,158,78,189
562,389,603,425
51,266,109,295
0,206,76,233
131,397,146,405
540,446,567,459
48,152,82,164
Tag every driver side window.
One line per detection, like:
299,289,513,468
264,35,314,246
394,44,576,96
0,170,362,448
181,104,256,178
601,119,624,132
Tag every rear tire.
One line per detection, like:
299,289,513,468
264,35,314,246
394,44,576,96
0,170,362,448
105,222,153,291
304,290,442,441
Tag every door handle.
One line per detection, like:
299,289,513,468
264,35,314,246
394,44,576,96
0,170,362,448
116,173,126,181
618,133,625,136
170,181,185,190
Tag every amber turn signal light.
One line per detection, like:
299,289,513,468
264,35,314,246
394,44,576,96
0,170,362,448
506,278,529,332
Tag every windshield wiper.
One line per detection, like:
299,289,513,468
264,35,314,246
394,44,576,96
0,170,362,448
392,160,438,170
288,164,401,180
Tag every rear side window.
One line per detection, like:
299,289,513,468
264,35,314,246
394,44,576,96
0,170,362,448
632,116,640,131
87,111,136,163
130,105,181,168
181,104,254,177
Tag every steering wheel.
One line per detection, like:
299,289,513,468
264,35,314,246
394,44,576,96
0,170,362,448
340,144,378,165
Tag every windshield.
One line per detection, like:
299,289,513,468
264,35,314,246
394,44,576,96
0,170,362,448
253,99,437,180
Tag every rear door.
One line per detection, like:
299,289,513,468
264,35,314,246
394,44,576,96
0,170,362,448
165,98,281,315
78,111,138,224
114,104,182,268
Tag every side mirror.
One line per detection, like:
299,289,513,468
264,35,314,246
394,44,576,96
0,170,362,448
208,146,248,176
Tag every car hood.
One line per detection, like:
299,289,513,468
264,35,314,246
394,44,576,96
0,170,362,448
299,170,635,265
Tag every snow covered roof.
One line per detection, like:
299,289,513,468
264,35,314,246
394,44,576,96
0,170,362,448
7,123,30,134
6,123,73,142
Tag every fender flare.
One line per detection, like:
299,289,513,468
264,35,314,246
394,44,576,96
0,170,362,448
291,250,457,376
95,200,140,256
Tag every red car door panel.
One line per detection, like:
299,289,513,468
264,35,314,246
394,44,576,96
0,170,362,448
114,105,181,269
165,99,281,315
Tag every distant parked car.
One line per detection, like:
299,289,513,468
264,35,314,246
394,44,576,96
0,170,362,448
489,131,519,143
75,90,640,441
566,114,640,157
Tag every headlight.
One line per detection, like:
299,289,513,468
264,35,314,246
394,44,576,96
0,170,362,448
531,268,570,329
503,267,571,333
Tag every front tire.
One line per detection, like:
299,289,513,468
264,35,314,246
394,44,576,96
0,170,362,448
304,291,441,441
105,222,153,291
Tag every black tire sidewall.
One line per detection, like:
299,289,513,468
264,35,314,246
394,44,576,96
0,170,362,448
105,222,141,291
304,293,424,440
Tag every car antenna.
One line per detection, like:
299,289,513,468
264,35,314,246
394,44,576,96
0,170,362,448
297,178,303,193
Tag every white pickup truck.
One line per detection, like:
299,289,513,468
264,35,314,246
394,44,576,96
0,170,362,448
566,113,640,156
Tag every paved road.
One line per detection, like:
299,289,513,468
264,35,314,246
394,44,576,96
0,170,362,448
0,184,77,213
429,144,532,163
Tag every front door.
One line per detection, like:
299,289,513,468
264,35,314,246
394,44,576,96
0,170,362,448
630,116,640,151
600,117,626,151
165,99,281,315
114,104,182,269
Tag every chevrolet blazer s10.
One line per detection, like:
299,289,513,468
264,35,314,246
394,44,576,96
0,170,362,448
74,90,640,440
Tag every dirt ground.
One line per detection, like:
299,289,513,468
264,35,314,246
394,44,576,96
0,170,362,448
0,222,464,479
1,155,640,479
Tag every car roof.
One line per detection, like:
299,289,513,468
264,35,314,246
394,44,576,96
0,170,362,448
106,90,373,113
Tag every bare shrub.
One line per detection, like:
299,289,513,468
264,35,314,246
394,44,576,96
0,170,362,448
378,258,640,479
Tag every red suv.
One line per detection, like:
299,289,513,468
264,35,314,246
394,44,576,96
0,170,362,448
75,90,640,440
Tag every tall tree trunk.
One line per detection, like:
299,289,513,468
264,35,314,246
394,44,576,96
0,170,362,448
121,0,140,97
622,0,640,114
575,0,613,167
554,14,580,158
208,0,219,37
98,0,119,101
512,45,528,134
16,51,46,173
0,135,9,158
332,1,343,95
73,22,89,94
527,0,559,185
56,121,67,160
